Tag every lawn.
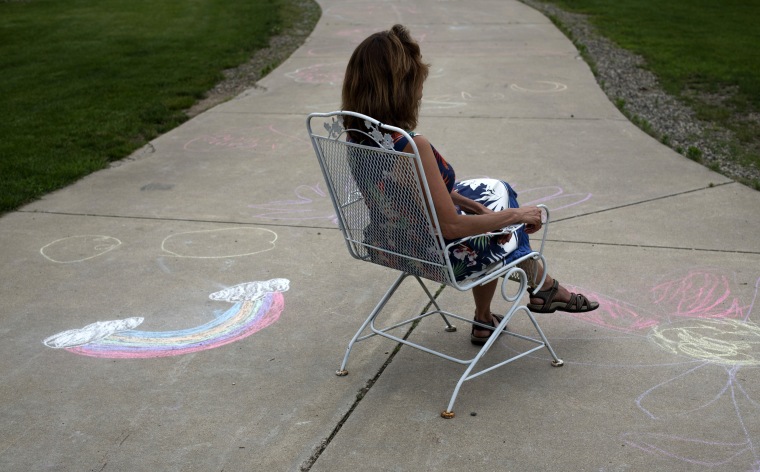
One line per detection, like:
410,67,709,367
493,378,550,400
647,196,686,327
533,0,760,186
0,0,318,214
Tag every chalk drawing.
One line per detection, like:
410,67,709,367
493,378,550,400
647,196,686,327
621,431,757,469
249,183,338,224
285,63,345,85
184,125,305,153
562,288,659,334
512,184,593,212
651,319,760,366
420,94,471,110
510,81,568,93
651,269,745,320
161,227,278,259
524,269,760,470
248,181,591,225
323,6,423,25
43,317,145,348
42,279,289,358
627,356,760,469
421,83,567,110
40,235,122,263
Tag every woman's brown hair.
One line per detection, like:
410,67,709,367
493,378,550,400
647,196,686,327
341,24,430,136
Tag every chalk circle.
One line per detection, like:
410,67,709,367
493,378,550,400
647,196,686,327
40,235,122,263
510,81,568,93
650,319,760,366
161,228,278,259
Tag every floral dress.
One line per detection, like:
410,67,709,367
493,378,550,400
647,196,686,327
391,133,533,282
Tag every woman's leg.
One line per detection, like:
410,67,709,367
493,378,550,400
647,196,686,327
526,259,598,311
472,280,499,338
475,259,591,318
534,270,569,303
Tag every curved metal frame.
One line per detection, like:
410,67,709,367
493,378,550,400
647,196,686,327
307,111,563,418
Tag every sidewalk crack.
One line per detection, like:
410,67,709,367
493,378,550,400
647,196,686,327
298,287,444,471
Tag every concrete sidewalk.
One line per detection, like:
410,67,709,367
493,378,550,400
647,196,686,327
2,0,759,470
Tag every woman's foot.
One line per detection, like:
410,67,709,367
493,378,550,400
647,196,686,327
527,279,599,313
471,313,507,346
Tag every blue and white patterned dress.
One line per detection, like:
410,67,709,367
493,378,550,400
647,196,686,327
393,133,533,282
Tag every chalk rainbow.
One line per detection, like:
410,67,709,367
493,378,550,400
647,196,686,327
44,279,288,359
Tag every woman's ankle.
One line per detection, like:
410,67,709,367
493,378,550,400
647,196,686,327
474,310,492,323
538,275,554,292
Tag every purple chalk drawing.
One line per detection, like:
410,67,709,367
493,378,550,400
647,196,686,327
249,183,338,224
248,181,591,224
549,269,760,470
512,183,593,212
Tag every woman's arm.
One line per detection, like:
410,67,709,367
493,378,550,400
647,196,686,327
408,135,542,240
450,190,489,215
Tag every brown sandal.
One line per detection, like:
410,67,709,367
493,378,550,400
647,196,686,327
527,279,599,313
470,313,507,346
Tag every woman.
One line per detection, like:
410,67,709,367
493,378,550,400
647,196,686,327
341,25,598,345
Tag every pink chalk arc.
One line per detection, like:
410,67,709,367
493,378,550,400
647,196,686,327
65,292,284,359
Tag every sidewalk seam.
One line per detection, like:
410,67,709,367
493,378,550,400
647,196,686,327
17,210,340,231
298,287,445,471
546,238,760,256
553,181,735,223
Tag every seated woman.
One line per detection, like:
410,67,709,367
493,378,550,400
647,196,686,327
341,25,598,345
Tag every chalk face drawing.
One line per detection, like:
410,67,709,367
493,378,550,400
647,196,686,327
42,279,289,359
161,228,278,259
544,268,760,470
40,235,122,263
184,125,305,153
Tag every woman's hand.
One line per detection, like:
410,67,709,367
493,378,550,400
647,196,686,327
518,206,543,234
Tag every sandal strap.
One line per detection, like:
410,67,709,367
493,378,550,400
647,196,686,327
533,279,559,305
567,292,592,311
472,313,504,331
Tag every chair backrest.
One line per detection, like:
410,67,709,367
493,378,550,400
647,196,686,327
307,111,452,285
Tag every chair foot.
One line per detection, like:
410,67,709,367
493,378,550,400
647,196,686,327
444,326,457,333
441,410,455,419
551,359,564,367
336,369,349,376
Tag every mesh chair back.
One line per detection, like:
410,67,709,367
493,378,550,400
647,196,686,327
308,112,451,285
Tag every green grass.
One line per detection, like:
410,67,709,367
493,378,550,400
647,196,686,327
535,0,760,186
0,0,316,213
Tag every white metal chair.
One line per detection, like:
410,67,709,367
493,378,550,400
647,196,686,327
306,111,563,418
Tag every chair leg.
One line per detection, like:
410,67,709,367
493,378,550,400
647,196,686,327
524,311,564,367
441,279,525,418
336,272,409,376
412,276,456,332
441,267,563,418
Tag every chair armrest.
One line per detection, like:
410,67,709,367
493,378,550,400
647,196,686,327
443,223,525,252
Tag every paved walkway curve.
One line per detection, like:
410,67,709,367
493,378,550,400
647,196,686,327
2,1,759,470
